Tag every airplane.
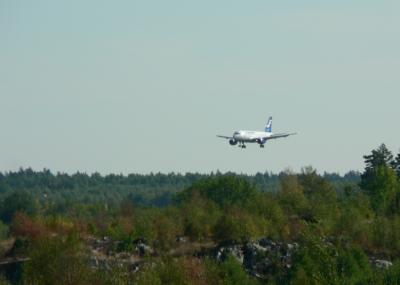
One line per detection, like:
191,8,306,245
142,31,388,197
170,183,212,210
217,117,297,148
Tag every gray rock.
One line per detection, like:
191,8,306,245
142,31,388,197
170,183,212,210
176,236,187,243
373,259,393,269
137,242,153,256
286,243,298,251
214,245,244,264
259,238,276,249
240,238,297,279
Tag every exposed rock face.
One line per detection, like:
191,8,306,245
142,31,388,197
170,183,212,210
214,244,244,264
372,258,393,269
86,236,152,271
211,238,299,279
211,238,394,279
85,236,394,278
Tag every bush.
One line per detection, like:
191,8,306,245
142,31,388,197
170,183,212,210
22,234,95,285
182,193,221,241
205,255,259,285
288,231,374,285
135,257,187,285
213,208,268,243
11,212,46,239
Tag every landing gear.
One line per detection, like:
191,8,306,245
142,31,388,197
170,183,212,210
239,142,246,149
260,144,265,148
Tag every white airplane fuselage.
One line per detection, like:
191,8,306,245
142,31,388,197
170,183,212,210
217,116,296,148
233,130,272,143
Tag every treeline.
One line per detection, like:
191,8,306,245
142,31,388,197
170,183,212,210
0,167,360,213
0,168,360,192
0,144,400,284
0,170,202,191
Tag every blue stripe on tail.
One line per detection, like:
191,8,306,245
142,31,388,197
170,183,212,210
265,116,272,132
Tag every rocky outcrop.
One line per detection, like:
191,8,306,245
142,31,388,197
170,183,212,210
86,236,153,271
371,258,393,269
211,238,394,279
211,238,298,279
85,236,394,278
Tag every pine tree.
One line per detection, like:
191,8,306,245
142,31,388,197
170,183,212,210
360,144,394,191
362,144,394,173
360,144,399,214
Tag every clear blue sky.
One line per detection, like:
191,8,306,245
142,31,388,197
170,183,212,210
1,1,399,174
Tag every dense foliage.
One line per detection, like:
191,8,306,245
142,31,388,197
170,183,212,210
0,144,399,284
0,168,359,214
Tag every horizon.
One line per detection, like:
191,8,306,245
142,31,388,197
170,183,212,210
0,165,362,177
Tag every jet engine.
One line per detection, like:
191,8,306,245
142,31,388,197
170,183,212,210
229,139,238,145
256,138,267,145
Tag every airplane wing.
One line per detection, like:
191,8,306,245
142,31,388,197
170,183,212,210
216,135,232,139
265,132,297,140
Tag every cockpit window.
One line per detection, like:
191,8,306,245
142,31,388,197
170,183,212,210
234,131,240,135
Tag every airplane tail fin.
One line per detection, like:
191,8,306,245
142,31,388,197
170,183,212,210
265,116,272,132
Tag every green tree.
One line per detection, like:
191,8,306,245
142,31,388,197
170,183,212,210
360,145,400,214
213,207,267,243
0,191,38,224
205,256,259,285
362,144,394,172
22,234,95,285
298,167,338,232
252,194,287,240
288,232,373,285
178,176,259,209
289,232,340,285
278,171,309,218
182,192,221,241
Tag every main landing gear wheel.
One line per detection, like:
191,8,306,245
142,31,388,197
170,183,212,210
260,144,265,148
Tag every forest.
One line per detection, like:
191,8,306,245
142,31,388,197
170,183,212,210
0,144,400,284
